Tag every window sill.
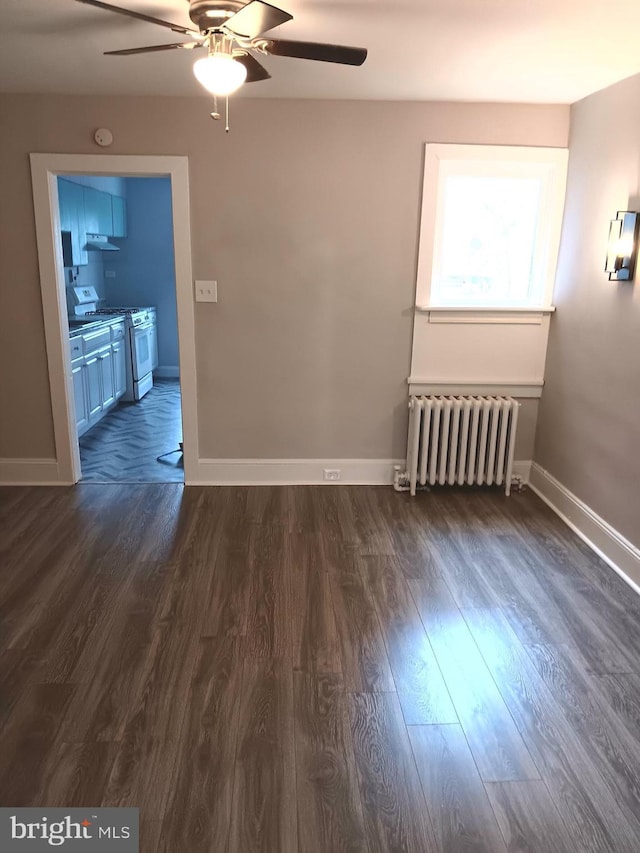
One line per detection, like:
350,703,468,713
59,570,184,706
415,305,555,325
407,378,544,398
416,305,555,313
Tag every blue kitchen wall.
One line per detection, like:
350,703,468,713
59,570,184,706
104,177,178,375
66,254,106,308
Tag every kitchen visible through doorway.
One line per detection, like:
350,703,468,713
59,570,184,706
62,174,183,483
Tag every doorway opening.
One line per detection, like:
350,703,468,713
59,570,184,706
63,174,183,483
30,154,198,486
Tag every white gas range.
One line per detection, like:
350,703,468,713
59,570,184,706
69,287,158,402
85,307,158,401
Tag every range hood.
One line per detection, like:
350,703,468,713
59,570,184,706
85,234,119,251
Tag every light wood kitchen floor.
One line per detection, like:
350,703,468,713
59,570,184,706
2,483,640,852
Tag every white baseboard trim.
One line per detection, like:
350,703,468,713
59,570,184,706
190,457,532,488
529,463,640,594
154,366,180,379
0,458,72,486
0,456,533,489
190,458,405,486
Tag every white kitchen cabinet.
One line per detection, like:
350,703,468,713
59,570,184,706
83,186,113,237
83,187,127,238
82,327,111,358
58,178,88,266
60,183,127,260
112,340,126,399
97,346,115,409
71,358,89,435
69,320,127,438
85,354,103,421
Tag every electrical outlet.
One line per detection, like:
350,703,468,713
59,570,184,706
195,280,217,302
323,469,341,481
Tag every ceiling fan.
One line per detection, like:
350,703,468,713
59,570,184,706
75,0,367,110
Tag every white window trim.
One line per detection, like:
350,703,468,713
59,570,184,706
415,143,568,311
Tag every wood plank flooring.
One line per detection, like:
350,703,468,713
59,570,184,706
2,483,640,852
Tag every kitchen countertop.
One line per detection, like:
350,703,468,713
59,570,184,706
68,316,125,337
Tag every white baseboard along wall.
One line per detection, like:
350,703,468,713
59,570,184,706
529,463,640,595
1,456,531,488
0,458,72,486
153,366,180,379
190,458,406,486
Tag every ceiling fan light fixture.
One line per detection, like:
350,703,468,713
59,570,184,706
193,54,247,95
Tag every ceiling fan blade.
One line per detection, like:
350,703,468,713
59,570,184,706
235,53,271,83
74,0,199,36
225,0,292,39
260,38,367,66
104,41,203,55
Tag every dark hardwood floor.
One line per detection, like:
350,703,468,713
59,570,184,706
2,483,640,852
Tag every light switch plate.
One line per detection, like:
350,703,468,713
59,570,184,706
195,280,217,303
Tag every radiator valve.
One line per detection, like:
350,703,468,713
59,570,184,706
393,465,410,492
510,474,526,493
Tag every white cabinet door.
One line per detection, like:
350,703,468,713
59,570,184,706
85,354,102,420
83,186,113,236
58,179,88,267
71,360,89,435
97,346,115,409
112,340,126,399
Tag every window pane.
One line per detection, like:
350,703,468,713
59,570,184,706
433,175,542,306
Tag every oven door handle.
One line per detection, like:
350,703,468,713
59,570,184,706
133,322,154,332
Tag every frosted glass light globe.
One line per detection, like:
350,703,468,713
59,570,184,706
193,55,247,96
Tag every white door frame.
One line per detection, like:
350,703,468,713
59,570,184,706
30,153,199,484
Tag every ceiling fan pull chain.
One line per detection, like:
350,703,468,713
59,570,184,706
225,95,230,133
210,95,221,121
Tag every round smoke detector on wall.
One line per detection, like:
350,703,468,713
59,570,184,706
93,128,113,147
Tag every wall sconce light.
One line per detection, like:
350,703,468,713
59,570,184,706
605,211,639,281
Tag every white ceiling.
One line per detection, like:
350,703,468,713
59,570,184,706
2,0,640,103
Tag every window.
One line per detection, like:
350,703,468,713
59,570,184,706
416,144,568,310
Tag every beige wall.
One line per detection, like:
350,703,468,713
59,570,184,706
535,73,640,546
0,94,568,463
